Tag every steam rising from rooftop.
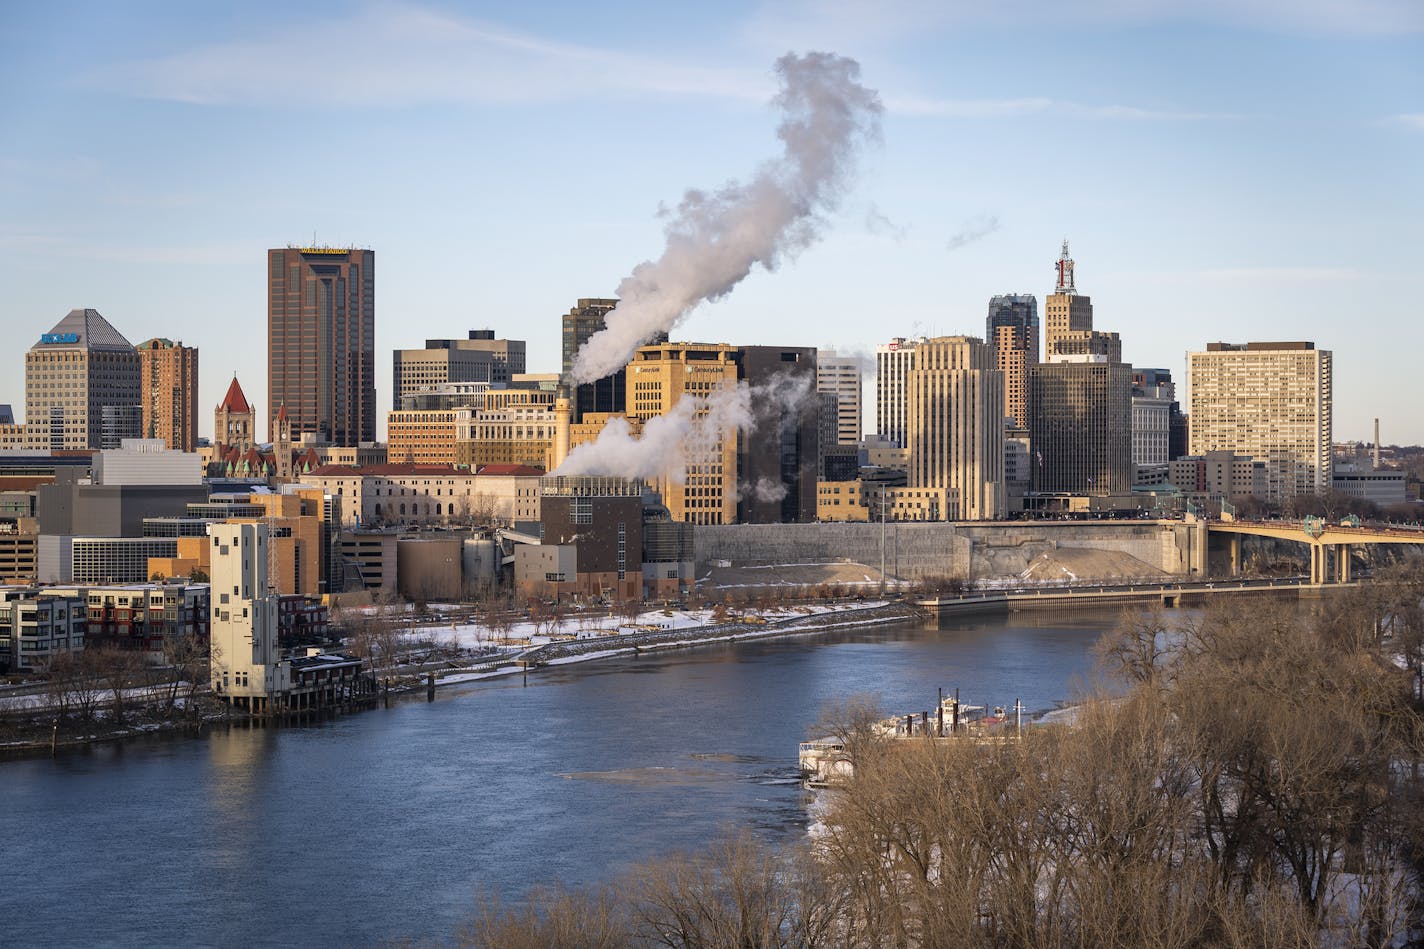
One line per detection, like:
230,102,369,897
551,369,814,484
569,52,882,385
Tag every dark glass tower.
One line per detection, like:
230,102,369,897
560,298,666,423
267,247,375,446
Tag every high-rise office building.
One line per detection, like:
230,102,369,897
906,336,1005,520
1130,368,1175,469
625,342,742,526
618,342,819,525
815,350,862,446
1043,241,1119,361
875,336,926,448
267,247,375,446
561,299,667,423
392,330,526,408
987,294,1038,429
1043,242,1093,358
732,346,819,524
1187,341,1332,501
136,338,198,452
26,309,141,450
1030,356,1134,496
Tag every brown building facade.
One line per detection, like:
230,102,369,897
267,247,376,446
137,338,199,452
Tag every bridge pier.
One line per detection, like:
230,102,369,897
1228,535,1241,576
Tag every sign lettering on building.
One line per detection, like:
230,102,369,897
40,333,79,344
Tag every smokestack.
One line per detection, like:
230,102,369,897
1374,418,1380,470
552,386,571,472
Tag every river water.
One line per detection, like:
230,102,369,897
2,608,1123,948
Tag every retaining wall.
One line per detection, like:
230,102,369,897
694,521,1205,581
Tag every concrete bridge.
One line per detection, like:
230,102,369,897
917,576,1324,618
1208,519,1424,584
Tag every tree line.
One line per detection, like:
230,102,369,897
453,565,1424,948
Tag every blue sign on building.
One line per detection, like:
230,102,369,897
40,333,79,344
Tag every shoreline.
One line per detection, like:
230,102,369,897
436,600,920,687
0,601,922,760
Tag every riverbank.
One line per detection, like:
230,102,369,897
423,600,919,689
0,600,921,758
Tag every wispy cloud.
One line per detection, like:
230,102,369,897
88,4,768,107
744,0,1423,45
945,213,1000,252
889,95,1236,121
864,204,910,241
1388,113,1424,130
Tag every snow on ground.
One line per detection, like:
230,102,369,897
409,602,888,652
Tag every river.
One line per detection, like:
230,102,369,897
1,608,1124,948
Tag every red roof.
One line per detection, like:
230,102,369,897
219,377,251,413
275,404,289,422
307,463,470,477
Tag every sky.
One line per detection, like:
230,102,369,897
1,0,1420,443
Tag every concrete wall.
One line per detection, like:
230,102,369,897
694,520,1206,581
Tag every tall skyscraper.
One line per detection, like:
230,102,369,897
26,309,141,450
987,294,1038,429
1043,242,1120,361
1043,242,1092,357
1187,341,1332,501
136,338,198,452
815,350,862,445
875,336,926,448
392,330,526,408
267,247,375,446
732,346,819,524
906,336,1005,520
625,342,742,525
1029,356,1134,496
561,299,667,423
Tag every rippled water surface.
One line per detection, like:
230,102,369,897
2,609,1122,947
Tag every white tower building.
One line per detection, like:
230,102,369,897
209,522,287,711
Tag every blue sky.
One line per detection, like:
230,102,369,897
1,0,1420,442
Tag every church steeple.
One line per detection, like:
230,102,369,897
215,374,255,453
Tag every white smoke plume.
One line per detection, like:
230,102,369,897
569,52,882,385
551,369,815,483
744,477,788,503
552,381,752,483
945,213,1000,252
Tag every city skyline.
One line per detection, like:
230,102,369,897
1,1,1419,442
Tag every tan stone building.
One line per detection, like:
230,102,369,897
986,294,1038,430
455,396,559,471
906,336,1004,520
304,463,542,529
136,338,199,452
817,479,870,521
1187,341,1332,501
26,309,141,450
1043,242,1095,359
625,343,741,525
214,376,256,453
